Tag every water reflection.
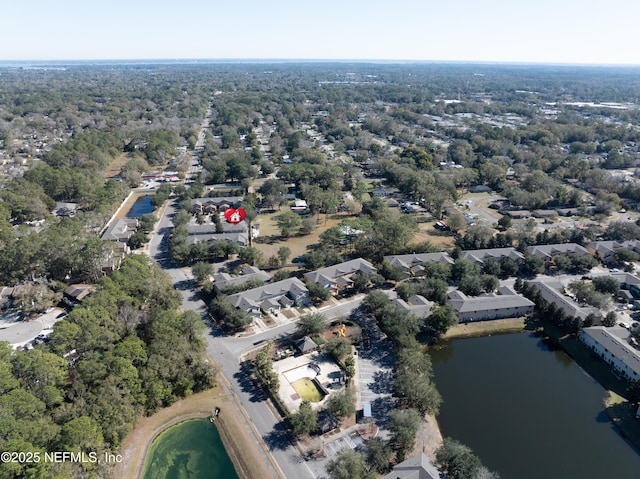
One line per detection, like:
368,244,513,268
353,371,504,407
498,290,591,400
431,333,640,479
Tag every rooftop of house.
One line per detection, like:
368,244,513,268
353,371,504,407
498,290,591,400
582,326,640,377
448,287,534,313
227,277,308,309
186,221,247,235
527,279,601,319
191,196,244,207
213,266,271,291
101,218,138,242
527,243,591,258
393,294,434,318
381,452,442,479
186,232,248,246
304,258,377,284
383,252,454,268
460,247,525,264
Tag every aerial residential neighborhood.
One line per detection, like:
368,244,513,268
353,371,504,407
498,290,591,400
2,60,640,479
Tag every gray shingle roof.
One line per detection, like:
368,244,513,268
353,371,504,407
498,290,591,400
304,258,377,284
381,452,441,479
527,279,600,319
448,288,534,313
460,247,525,264
101,218,138,242
581,326,640,377
227,277,308,308
213,267,271,291
186,232,248,246
383,252,454,269
526,243,590,259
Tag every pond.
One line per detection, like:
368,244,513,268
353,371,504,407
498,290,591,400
430,333,640,479
142,419,238,479
126,195,154,217
292,378,326,402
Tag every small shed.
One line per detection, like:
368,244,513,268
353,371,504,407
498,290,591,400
296,336,317,354
64,284,94,303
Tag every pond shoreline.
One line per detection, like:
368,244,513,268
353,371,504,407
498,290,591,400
114,374,278,479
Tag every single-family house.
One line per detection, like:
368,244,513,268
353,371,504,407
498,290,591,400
447,286,534,322
227,277,309,318
383,252,454,278
580,326,640,381
291,199,308,213
52,202,77,218
304,258,377,293
63,284,94,303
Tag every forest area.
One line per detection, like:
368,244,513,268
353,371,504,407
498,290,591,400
2,62,640,478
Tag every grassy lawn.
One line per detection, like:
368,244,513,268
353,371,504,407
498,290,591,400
253,211,346,261
412,222,455,249
102,152,149,178
443,317,527,340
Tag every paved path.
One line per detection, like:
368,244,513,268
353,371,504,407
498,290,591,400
142,104,370,477
354,316,395,435
147,206,365,478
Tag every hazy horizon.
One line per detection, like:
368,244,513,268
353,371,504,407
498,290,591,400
2,58,640,68
3,0,640,66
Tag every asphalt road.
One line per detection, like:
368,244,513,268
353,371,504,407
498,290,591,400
147,196,365,478
142,104,374,477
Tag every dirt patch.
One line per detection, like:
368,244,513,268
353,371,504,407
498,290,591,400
412,223,455,249
413,414,444,462
114,376,277,479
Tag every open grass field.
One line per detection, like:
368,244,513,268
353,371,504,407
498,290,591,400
253,211,346,262
412,222,455,249
102,152,149,179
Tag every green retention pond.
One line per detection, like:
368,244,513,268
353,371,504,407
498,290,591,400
292,378,326,402
142,419,239,479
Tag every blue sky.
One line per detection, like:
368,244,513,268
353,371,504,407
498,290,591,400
3,0,639,64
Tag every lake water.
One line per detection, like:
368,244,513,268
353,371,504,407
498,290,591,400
126,195,154,217
430,333,640,479
142,419,238,479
